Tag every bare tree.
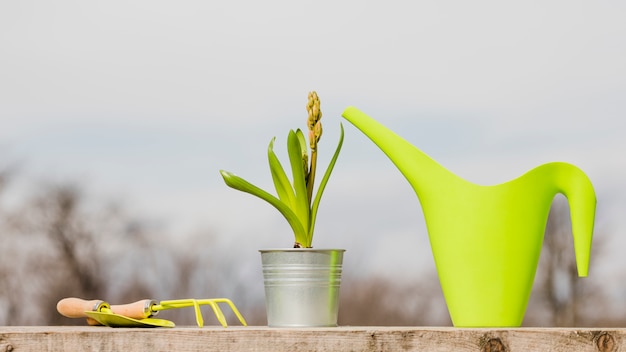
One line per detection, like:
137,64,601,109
0,180,160,325
6,184,105,324
3,164,616,327
338,274,451,326
0,174,233,326
0,165,19,324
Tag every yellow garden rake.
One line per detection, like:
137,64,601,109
57,297,247,328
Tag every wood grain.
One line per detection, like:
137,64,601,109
0,326,622,352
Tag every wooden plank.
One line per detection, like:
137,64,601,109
0,326,622,352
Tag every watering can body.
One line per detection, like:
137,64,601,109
342,106,596,327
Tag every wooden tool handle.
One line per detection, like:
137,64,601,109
56,297,108,318
110,299,155,319
86,317,102,326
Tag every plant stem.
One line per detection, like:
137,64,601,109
307,148,317,207
306,91,322,206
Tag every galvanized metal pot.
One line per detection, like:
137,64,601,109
259,248,345,327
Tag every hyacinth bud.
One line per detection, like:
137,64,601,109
306,95,314,117
307,91,322,149
314,121,322,142
307,91,321,127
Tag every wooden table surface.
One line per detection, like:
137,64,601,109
0,326,623,352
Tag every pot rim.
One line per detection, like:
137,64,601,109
259,248,346,253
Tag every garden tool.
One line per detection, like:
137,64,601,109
156,298,247,328
57,298,175,328
57,297,247,328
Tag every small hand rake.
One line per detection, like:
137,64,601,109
57,297,247,328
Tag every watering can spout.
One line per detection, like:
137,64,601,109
341,106,463,195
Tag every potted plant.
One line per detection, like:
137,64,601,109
220,91,345,327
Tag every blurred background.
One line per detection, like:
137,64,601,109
1,1,625,326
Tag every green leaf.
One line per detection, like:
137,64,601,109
295,129,309,178
268,138,297,209
219,170,307,244
309,123,344,238
287,130,311,246
295,129,308,158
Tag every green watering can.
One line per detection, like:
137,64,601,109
341,106,596,327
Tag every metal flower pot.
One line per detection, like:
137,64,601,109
259,248,345,327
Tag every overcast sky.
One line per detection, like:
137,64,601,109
1,1,625,298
